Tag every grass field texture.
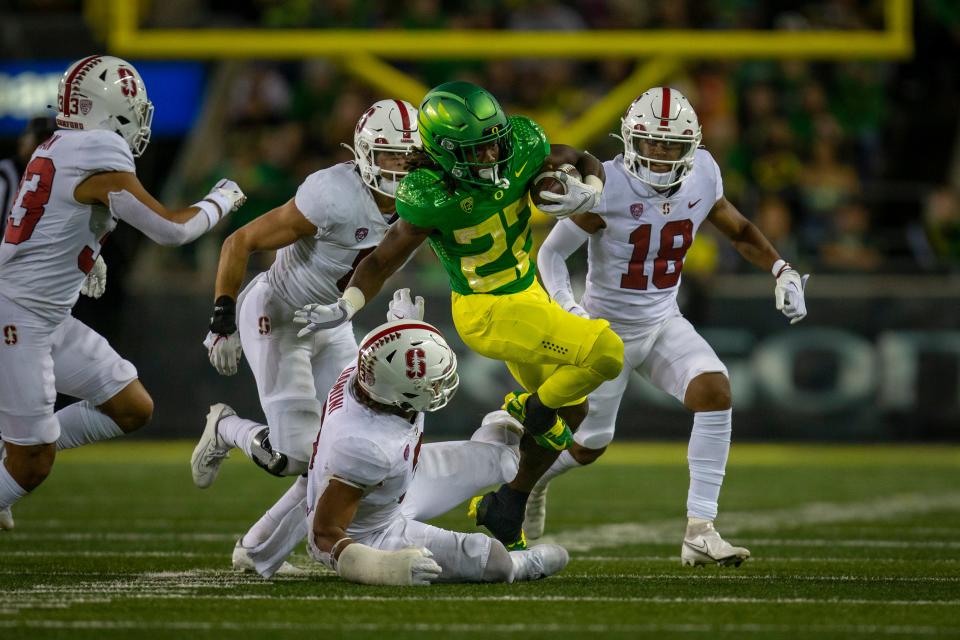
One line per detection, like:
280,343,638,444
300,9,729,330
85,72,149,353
1,441,959,639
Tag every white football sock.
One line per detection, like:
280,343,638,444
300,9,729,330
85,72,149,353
241,475,308,548
533,450,583,490
55,401,123,450
0,461,28,510
216,414,263,458
686,409,732,520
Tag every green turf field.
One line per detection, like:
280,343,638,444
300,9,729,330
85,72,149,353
1,441,958,639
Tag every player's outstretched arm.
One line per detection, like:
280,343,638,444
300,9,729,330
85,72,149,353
311,478,442,586
539,215,603,317
205,199,319,375
294,219,430,337
75,171,245,247
708,197,810,324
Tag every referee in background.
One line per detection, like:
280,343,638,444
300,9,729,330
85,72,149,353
0,116,57,237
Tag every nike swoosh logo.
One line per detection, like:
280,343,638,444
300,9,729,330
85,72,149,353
688,199,702,208
685,539,708,551
515,161,528,178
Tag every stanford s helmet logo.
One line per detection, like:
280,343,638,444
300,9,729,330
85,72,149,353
117,67,138,97
405,347,426,379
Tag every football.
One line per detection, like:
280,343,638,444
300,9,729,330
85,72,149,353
531,163,581,208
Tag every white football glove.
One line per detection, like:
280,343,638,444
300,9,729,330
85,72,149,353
564,302,589,319
204,178,247,220
80,255,107,299
387,288,424,322
294,299,356,338
537,172,601,219
203,331,243,376
774,264,810,325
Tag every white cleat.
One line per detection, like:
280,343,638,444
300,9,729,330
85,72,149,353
232,538,303,576
0,507,13,531
510,543,569,581
681,518,751,567
523,481,549,540
191,403,235,489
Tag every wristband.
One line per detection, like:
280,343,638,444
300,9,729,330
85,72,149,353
584,174,604,194
771,259,789,278
192,200,221,231
210,295,237,335
341,287,366,319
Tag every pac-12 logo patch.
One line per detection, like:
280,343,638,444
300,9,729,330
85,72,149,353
355,227,369,242
460,197,474,213
630,203,644,220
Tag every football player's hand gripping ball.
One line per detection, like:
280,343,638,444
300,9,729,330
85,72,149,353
537,172,601,219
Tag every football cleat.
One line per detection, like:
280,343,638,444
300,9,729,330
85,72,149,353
510,543,570,581
0,507,13,531
468,485,528,550
681,518,751,567
523,481,549,540
502,391,573,451
232,538,304,576
191,403,235,489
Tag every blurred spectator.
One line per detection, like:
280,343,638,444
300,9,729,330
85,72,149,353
819,199,883,272
910,187,960,271
754,195,800,265
797,139,860,251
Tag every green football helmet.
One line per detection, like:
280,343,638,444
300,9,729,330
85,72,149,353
418,81,514,189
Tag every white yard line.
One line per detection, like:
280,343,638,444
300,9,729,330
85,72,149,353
538,492,960,551
0,619,954,636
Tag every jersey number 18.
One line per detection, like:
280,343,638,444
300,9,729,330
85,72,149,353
620,219,694,290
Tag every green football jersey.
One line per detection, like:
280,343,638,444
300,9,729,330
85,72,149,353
396,115,549,295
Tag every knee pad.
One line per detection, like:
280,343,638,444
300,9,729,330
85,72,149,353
582,327,624,381
250,428,307,477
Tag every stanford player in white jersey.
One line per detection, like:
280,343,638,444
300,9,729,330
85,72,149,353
189,100,430,571
232,319,569,585
0,55,245,530
536,87,810,566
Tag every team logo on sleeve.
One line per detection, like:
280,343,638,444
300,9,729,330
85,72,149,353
2,325,17,345
630,203,644,220
355,227,369,242
460,197,474,213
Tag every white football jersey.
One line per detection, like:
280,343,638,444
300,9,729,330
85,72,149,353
581,148,723,326
267,162,392,309
0,130,132,322
306,365,425,536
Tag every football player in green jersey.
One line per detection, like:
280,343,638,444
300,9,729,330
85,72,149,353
294,81,624,549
